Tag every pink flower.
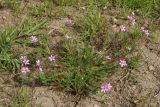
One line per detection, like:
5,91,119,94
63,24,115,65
48,55,55,62
106,56,111,60
101,83,112,93
36,60,41,66
127,15,136,26
36,59,43,72
23,59,29,65
21,67,30,74
119,59,127,67
131,19,136,25
96,51,102,56
20,55,27,61
65,33,71,40
127,16,133,20
140,27,150,36
39,66,43,72
144,30,150,36
20,55,29,65
140,27,145,32
65,18,74,27
30,36,38,43
120,25,126,32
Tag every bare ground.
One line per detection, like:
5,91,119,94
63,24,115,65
0,9,17,29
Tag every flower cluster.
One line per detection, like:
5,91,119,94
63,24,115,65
20,30,57,74
119,14,137,32
20,55,30,74
101,83,112,93
19,54,56,74
127,16,136,26
140,27,150,36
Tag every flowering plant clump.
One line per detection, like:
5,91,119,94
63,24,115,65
17,14,141,95
56,33,113,94
6,9,151,96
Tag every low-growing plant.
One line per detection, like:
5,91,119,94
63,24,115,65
0,0,151,96
0,0,21,11
15,13,144,96
0,0,18,7
56,34,109,94
82,5,105,41
0,28,20,71
53,0,77,6
11,87,31,107
150,1,160,19
30,1,54,17
113,0,158,16
0,17,47,72
37,72,55,85
54,29,141,94
87,0,110,8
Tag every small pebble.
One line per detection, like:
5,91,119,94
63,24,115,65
94,104,100,107
149,65,155,71
2,16,6,20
